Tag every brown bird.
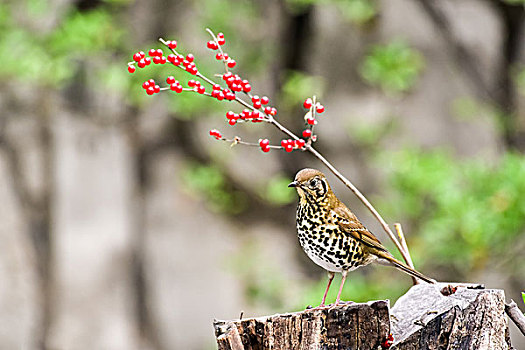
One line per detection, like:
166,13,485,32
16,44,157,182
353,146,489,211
288,168,435,306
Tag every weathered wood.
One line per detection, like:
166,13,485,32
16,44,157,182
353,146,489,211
214,285,514,349
505,300,525,337
214,300,390,350
391,284,511,349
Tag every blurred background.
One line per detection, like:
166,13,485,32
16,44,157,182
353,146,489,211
1,0,524,348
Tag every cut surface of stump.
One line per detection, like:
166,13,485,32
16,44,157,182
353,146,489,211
391,283,511,349
214,300,390,350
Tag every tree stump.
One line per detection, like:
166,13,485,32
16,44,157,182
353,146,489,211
390,284,511,349
214,300,390,349
213,284,513,349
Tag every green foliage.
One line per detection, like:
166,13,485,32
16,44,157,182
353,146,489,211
285,0,377,25
378,149,525,275
182,163,247,214
360,41,424,94
281,71,326,108
262,175,296,205
332,0,377,25
522,291,525,308
0,3,123,87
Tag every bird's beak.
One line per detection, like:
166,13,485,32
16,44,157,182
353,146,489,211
288,180,299,188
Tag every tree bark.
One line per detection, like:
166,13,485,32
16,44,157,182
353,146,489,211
214,285,513,349
391,284,511,349
214,300,390,350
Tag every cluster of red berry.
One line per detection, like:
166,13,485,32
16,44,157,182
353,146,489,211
206,32,236,68
128,29,327,154
209,129,222,140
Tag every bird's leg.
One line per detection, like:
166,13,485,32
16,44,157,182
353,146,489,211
320,271,335,307
335,270,348,305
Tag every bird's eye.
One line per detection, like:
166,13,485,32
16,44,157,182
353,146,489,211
309,178,319,187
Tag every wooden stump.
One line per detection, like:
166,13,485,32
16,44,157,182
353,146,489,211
214,300,390,350
213,284,513,349
391,284,511,349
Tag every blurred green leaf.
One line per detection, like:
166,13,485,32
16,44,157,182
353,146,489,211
263,176,296,205
360,41,424,94
378,149,525,276
182,163,247,214
281,71,326,108
333,0,377,25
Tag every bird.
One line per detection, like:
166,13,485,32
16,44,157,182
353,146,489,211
288,168,435,307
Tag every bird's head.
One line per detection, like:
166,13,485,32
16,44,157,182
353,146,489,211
288,168,332,203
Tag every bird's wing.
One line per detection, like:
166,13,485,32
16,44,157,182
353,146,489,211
333,206,388,252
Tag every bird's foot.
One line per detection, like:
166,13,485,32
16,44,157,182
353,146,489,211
333,300,355,306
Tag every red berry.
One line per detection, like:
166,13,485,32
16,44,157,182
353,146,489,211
270,107,277,116
213,84,221,90
149,49,156,57
261,96,269,105
128,65,136,73
137,60,146,68
216,53,223,60
226,111,235,119
144,57,151,65
264,106,273,115
148,79,155,85
188,80,196,87
155,49,163,56
227,59,236,68
218,37,225,45
189,66,198,75
154,85,160,93
167,54,176,63
166,76,176,84
307,117,316,125
186,54,194,62
259,139,270,147
138,51,145,58
222,53,229,60
172,84,183,93
142,81,151,89
133,53,142,62
223,72,232,81
253,100,262,109
217,32,224,39
285,144,294,152
207,41,218,50
304,98,313,109
243,84,251,93
153,56,160,64
209,129,222,139
228,119,236,126
295,139,306,148
197,85,205,94
146,87,155,95
316,104,325,113
251,95,260,103
261,146,270,153
168,40,177,49
160,56,167,64
216,91,225,101
225,91,236,100
302,129,312,138
281,139,289,147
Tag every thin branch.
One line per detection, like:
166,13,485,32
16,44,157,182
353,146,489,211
505,300,525,336
149,31,416,267
395,223,417,285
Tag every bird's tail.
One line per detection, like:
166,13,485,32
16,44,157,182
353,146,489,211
376,251,436,284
